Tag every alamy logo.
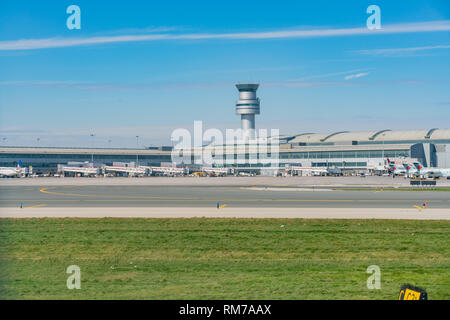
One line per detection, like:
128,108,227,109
66,265,81,289
366,5,381,30
170,121,280,167
366,265,381,289
66,5,81,30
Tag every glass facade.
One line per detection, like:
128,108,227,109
312,162,367,167
279,150,409,159
0,153,172,173
0,147,412,172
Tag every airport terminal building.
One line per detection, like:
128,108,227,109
272,128,450,170
1,84,450,175
1,128,450,175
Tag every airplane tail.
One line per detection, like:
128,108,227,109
413,161,423,171
17,160,22,169
386,157,395,172
406,163,418,173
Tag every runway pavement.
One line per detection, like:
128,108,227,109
3,175,450,187
0,185,449,212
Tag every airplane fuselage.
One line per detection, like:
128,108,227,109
0,167,21,177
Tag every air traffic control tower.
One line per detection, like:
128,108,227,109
235,83,260,139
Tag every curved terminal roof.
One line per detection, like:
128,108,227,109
375,130,430,141
289,129,450,144
289,133,328,144
428,128,450,140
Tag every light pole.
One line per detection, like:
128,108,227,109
90,134,95,163
307,136,310,160
135,135,139,167
36,137,40,147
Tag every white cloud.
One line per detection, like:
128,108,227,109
344,72,370,80
288,69,370,82
0,20,449,51
356,44,450,56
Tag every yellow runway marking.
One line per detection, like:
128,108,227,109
33,187,449,206
39,187,182,200
39,187,90,197
23,204,48,209
41,187,366,202
413,200,427,210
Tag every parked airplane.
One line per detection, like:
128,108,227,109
413,162,450,179
403,163,419,177
0,165,21,177
392,164,406,176
0,161,25,177
386,158,407,176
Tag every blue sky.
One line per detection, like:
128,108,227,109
0,0,449,147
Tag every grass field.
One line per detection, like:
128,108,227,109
0,218,448,299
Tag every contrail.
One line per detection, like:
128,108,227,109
0,20,449,51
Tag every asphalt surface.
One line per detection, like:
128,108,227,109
3,176,450,187
0,185,449,209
